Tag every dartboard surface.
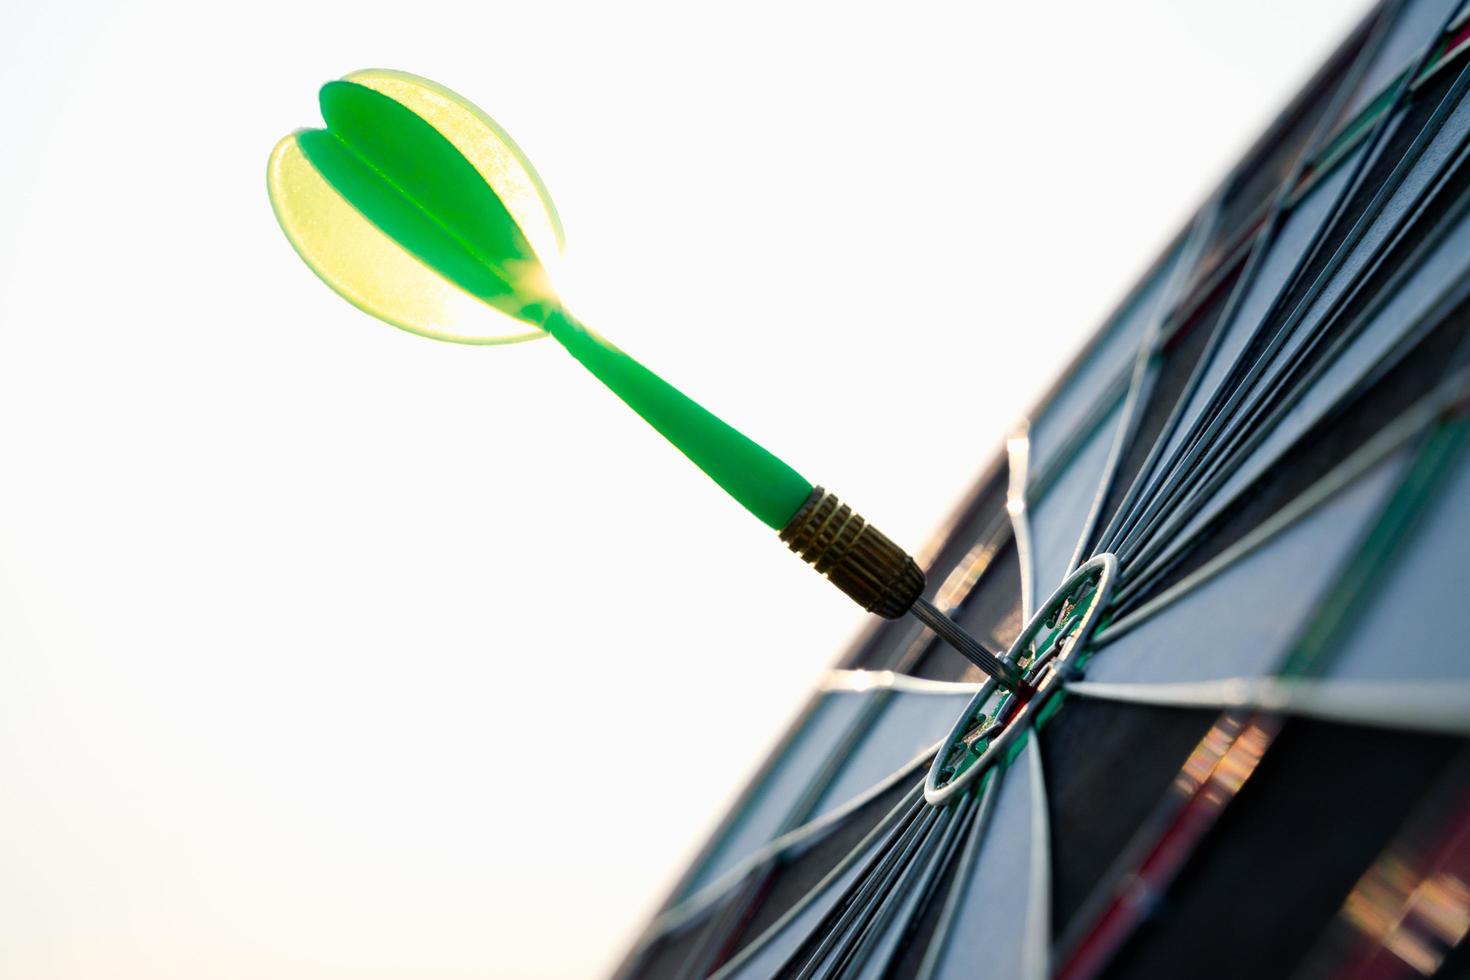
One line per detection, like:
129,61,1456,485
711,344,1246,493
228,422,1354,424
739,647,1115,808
614,2,1470,977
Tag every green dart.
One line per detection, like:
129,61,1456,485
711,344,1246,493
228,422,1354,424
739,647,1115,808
267,69,1024,692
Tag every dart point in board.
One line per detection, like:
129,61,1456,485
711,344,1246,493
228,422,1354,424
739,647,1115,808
267,69,1029,694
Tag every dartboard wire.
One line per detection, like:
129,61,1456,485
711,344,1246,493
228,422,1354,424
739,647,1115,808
658,690,885,948
911,505,1034,682
680,679,950,973
1063,677,1470,737
1006,202,1203,621
1108,33,1470,570
651,750,941,940
706,787,928,980
742,794,936,980
1023,374,1132,503
1060,190,1224,583
788,802,946,979
1168,117,1470,497
664,775,934,940
1087,1,1393,567
1053,419,1470,979
1114,214,1470,597
1112,230,1470,598
902,732,1058,980
1074,14,1396,568
1139,0,1384,328
947,5,1418,674
1293,17,1470,208
915,770,1004,980
1113,92,1470,576
1098,9,1448,562
1103,58,1421,563
1021,733,1053,980
659,615,988,934
1411,21,1470,93
639,696,849,952
799,811,946,975
1278,414,1470,679
651,680,973,959
1149,1,1470,355
819,671,985,696
1005,425,1037,623
1158,3,1387,307
840,789,980,980
1008,223,1190,502
652,662,993,938
786,687,934,835
642,674,992,962
1094,364,1470,641
1104,152,1392,569
923,556,1116,813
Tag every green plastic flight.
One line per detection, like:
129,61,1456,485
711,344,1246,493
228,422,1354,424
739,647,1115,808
268,69,813,529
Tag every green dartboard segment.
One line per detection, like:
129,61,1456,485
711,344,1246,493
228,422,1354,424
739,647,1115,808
267,69,813,529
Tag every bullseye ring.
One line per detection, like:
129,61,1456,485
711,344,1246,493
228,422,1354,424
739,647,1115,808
924,553,1118,805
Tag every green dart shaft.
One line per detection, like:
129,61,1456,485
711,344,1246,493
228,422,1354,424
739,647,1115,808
543,310,811,530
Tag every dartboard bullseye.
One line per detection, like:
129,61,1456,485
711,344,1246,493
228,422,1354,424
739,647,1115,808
925,554,1117,806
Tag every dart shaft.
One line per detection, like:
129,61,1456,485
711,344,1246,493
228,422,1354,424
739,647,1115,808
544,310,814,529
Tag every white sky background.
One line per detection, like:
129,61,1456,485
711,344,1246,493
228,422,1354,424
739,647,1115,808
0,1,1372,977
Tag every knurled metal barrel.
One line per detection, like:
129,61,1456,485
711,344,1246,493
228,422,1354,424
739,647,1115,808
779,486,926,619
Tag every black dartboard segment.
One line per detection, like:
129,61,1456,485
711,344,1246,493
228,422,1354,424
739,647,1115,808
614,3,1470,977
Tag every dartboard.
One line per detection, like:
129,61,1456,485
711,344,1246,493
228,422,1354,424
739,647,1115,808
613,3,1470,977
